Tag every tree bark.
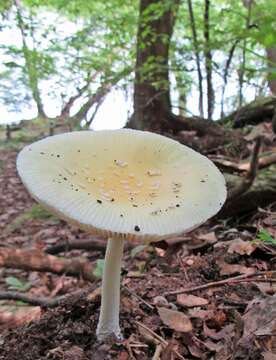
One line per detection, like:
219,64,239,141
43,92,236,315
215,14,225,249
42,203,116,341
67,67,131,128
220,41,239,117
0,248,96,282
66,83,112,128
220,165,276,217
238,0,253,107
14,0,46,119
266,48,276,95
203,0,214,120
221,96,276,128
187,0,204,117
133,0,180,131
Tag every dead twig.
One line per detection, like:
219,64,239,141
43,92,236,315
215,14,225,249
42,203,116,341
164,270,276,296
0,247,96,282
122,285,154,310
228,137,262,199
135,321,186,360
152,343,163,360
0,291,67,308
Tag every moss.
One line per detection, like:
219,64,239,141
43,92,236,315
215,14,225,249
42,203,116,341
5,204,59,233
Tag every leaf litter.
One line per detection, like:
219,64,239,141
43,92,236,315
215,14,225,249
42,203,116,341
0,148,276,359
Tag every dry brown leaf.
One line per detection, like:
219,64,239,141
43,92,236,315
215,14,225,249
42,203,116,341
227,238,256,256
0,305,41,329
203,339,223,353
188,309,214,320
198,231,217,243
242,296,276,339
63,346,85,360
86,287,101,301
118,351,129,360
203,323,235,341
262,351,276,360
182,334,205,359
253,281,276,295
217,260,256,276
177,294,208,308
158,307,192,333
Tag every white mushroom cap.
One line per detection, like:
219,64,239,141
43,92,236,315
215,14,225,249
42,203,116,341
17,129,226,242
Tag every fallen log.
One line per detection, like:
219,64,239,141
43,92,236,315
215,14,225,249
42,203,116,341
168,113,248,156
45,238,107,255
221,96,276,129
220,164,276,217
45,237,134,255
0,248,96,282
0,291,67,308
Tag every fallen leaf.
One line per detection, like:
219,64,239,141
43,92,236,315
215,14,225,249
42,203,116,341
198,231,217,244
118,351,129,360
182,334,205,359
63,346,85,360
217,260,255,276
253,281,276,295
203,323,235,341
262,351,276,360
227,238,256,256
158,307,192,333
0,306,41,329
188,309,214,320
238,295,276,352
177,294,208,307
203,339,223,352
86,287,101,301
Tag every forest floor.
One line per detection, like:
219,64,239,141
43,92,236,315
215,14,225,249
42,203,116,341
0,131,275,360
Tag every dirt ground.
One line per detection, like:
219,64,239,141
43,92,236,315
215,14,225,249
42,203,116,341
0,144,276,360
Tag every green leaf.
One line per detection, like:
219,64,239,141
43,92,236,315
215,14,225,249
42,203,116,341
5,276,32,291
93,259,105,278
256,67,276,74
256,229,276,246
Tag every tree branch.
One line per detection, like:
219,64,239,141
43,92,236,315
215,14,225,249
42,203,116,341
59,72,100,121
0,247,96,282
0,291,67,308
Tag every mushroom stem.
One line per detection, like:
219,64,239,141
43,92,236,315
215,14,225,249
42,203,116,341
96,237,124,341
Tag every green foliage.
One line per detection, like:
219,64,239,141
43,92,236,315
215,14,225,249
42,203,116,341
0,0,275,121
93,259,105,278
5,276,31,291
5,204,58,233
0,0,137,119
255,229,276,246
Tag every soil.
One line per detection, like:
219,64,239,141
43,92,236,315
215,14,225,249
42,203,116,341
0,146,276,360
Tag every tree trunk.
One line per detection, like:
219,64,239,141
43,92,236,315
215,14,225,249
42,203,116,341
203,0,214,120
220,40,239,117
221,96,276,128
266,48,276,95
238,0,253,107
14,0,46,119
133,0,179,131
187,0,204,117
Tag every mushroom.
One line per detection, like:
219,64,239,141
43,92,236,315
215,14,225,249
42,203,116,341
16,129,226,341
